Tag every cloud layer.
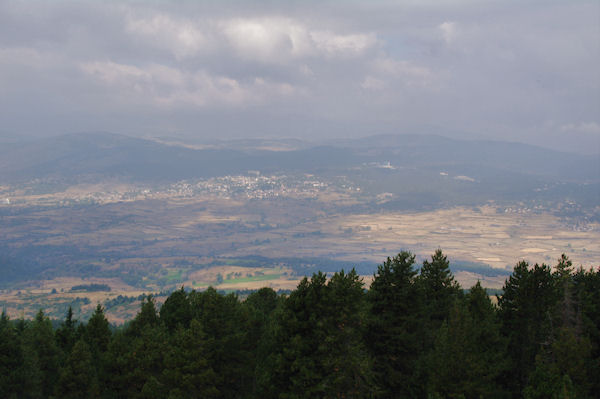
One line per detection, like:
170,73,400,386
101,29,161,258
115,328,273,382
0,1,598,153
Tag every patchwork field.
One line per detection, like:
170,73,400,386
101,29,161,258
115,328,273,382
0,266,302,324
305,206,599,268
1,189,598,323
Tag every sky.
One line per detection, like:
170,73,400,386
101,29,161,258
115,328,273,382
0,0,599,154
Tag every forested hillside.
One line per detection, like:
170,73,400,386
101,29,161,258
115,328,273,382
1,251,598,398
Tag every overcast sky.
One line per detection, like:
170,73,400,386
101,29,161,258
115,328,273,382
0,0,598,153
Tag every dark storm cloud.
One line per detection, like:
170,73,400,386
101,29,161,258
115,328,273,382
0,0,598,153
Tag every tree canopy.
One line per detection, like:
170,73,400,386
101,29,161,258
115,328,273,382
0,250,598,399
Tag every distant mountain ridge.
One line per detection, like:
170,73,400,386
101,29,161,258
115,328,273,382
336,134,599,182
0,131,597,184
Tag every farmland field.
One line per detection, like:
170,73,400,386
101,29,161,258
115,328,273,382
1,190,598,322
1,134,598,322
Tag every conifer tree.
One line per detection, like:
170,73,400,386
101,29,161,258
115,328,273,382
108,325,169,398
417,249,462,329
524,328,588,399
416,249,462,394
103,330,131,397
427,300,472,398
322,269,373,398
20,337,43,398
188,287,253,398
55,339,99,398
128,295,159,336
524,256,595,398
85,304,111,356
0,312,24,398
267,272,330,398
84,303,112,394
26,309,61,398
244,287,280,396
162,319,219,398
56,306,78,354
160,287,192,332
498,261,558,396
267,271,372,398
428,282,507,399
466,281,508,391
367,251,423,398
573,265,600,395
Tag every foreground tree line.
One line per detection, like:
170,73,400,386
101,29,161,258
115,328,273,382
1,250,599,398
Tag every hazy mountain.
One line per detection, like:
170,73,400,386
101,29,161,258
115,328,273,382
330,134,599,182
0,131,598,293
0,132,597,184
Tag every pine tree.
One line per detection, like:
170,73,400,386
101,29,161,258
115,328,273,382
20,336,43,398
160,287,192,332
103,330,131,397
245,287,279,316
0,312,24,398
267,273,330,398
573,265,600,395
85,304,111,357
128,295,159,337
162,319,219,398
322,269,373,398
367,251,423,398
524,329,586,399
54,339,99,398
26,309,61,398
188,287,252,398
416,249,462,395
418,249,462,329
244,287,281,397
428,282,507,399
427,300,471,398
498,261,558,396
106,325,169,398
84,303,112,395
266,270,373,398
464,281,507,395
56,306,78,354
524,256,595,398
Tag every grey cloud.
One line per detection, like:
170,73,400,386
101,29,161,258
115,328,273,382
0,0,598,154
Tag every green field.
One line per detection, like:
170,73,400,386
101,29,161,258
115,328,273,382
223,273,283,284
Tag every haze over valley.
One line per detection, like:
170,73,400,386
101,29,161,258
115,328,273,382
3,2,600,398
0,0,599,322
0,132,598,321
